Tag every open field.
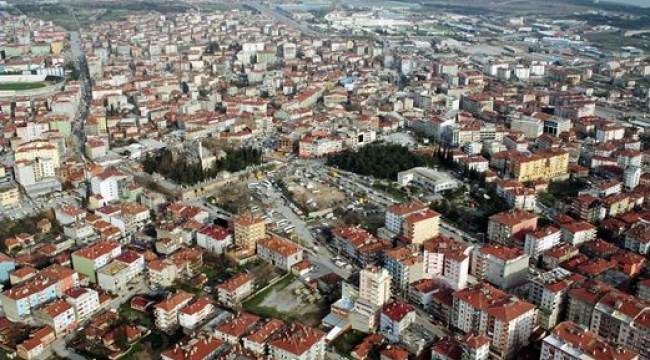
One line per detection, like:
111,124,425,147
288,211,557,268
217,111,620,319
0,82,47,91
283,175,347,214
243,275,328,326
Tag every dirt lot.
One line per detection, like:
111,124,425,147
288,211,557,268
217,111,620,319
245,276,328,326
283,176,347,214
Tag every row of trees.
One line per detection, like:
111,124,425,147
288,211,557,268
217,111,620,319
326,143,438,179
142,146,262,185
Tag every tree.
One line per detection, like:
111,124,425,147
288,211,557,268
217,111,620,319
115,327,129,349
180,81,189,94
205,41,219,54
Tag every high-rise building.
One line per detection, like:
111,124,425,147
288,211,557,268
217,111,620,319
471,245,529,290
527,268,585,329
359,266,391,307
233,214,266,250
451,283,536,360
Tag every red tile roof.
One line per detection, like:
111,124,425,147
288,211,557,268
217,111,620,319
381,300,415,322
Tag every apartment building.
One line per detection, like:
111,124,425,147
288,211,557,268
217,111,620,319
0,275,58,321
33,299,76,336
379,300,416,343
451,283,536,360
509,149,569,182
527,268,585,329
64,287,100,321
256,237,303,271
242,319,286,355
178,297,215,330
487,210,538,245
624,223,650,255
216,273,255,308
268,324,326,360
587,291,650,360
90,169,131,203
332,226,392,267
383,247,424,295
72,241,122,283
561,221,597,246
214,312,260,344
383,201,429,238
524,226,561,258
160,333,225,360
471,245,529,290
423,236,472,290
359,266,391,308
233,214,265,251
197,225,232,255
541,321,638,360
401,210,440,245
154,291,194,333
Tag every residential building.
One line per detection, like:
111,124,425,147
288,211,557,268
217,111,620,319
214,312,260,344
33,299,77,336
16,327,56,360
0,254,16,283
423,236,472,290
0,275,58,321
508,149,569,182
242,319,286,355
154,291,194,333
383,201,429,237
197,225,232,254
561,221,597,247
401,210,440,245
256,237,303,271
379,300,416,343
527,268,585,329
71,241,122,283
332,226,392,267
160,333,225,360
233,214,265,251
451,283,536,360
359,266,391,307
524,226,561,258
268,324,326,360
64,287,100,321
487,210,538,245
540,321,638,360
216,273,255,308
178,297,215,330
471,245,529,290
624,223,650,255
383,247,424,295
90,169,131,203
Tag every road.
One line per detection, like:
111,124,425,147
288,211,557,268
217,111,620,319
242,1,319,36
68,31,91,163
264,181,353,279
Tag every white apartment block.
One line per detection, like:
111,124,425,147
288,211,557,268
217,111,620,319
359,266,391,307
524,226,561,258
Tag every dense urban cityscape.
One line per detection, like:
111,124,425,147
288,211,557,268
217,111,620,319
0,0,650,359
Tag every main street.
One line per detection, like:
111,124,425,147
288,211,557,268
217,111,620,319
241,1,319,36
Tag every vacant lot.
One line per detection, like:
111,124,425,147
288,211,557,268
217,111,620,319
243,275,327,326
284,176,347,214
0,82,47,91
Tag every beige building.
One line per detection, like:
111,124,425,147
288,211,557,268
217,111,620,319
233,214,266,250
359,266,391,307
402,210,440,245
510,149,569,182
0,183,20,206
